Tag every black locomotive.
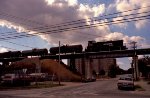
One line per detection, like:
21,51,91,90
50,44,83,54
85,40,127,52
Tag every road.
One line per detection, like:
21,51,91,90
0,78,149,98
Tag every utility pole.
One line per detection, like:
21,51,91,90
131,41,138,80
58,41,61,85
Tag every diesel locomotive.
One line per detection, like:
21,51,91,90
85,40,127,52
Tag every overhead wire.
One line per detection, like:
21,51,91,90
0,5,150,36
0,45,18,51
1,5,150,31
2,40,36,49
0,15,150,50
0,5,150,49
0,15,149,41
0,6,150,38
0,11,150,41
0,30,36,49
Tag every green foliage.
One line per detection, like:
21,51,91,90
108,64,116,78
138,56,150,77
99,69,105,75
116,66,126,75
134,84,145,91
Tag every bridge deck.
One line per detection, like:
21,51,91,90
0,48,150,62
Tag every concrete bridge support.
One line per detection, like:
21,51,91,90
84,58,93,79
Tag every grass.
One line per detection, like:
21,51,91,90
134,84,145,91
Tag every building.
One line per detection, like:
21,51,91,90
68,58,116,78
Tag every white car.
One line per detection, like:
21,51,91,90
1,74,18,84
117,76,134,90
1,73,31,85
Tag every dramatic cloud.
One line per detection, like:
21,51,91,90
0,0,149,50
0,0,107,47
115,0,150,29
0,47,7,53
117,60,130,70
0,0,149,70
95,32,148,49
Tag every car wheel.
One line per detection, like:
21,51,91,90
131,86,135,91
118,86,122,90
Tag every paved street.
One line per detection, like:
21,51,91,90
0,78,150,98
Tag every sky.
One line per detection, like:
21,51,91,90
0,0,150,70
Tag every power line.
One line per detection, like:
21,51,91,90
0,10,150,38
2,40,35,49
0,12,149,41
0,5,150,35
1,5,150,31
0,32,38,49
0,7,148,42
0,45,18,51
0,15,149,40
0,6,149,49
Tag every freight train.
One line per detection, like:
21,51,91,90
0,51,21,58
0,48,48,58
50,44,83,54
0,40,127,58
22,48,48,57
0,44,83,58
85,40,127,52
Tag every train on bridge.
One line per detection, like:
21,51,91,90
0,48,48,58
0,40,127,58
85,40,127,52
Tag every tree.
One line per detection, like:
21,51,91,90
108,64,116,78
99,69,105,75
127,68,133,74
138,56,150,78
115,66,126,75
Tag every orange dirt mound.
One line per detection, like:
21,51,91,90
10,58,81,82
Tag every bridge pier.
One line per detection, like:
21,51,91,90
84,58,93,79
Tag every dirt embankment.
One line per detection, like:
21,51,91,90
10,58,81,82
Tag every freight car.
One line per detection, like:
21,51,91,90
0,51,21,58
85,40,127,52
10,51,22,57
0,48,48,59
50,44,83,54
22,48,48,57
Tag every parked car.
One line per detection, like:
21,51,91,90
117,75,134,90
1,74,17,84
29,73,50,82
1,73,31,86
124,74,133,78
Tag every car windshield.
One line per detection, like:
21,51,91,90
125,78,132,81
119,77,132,81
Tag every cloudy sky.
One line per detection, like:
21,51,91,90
0,0,150,70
